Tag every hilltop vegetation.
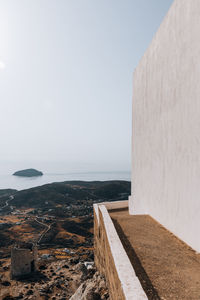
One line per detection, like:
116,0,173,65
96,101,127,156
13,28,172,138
9,180,130,209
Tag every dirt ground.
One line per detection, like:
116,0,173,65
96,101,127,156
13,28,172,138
110,208,200,300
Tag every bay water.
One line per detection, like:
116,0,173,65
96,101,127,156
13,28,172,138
0,161,131,191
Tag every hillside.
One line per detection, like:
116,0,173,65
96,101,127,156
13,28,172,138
0,180,130,299
0,180,130,254
8,180,130,209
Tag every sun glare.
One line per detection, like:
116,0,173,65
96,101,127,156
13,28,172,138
0,61,5,70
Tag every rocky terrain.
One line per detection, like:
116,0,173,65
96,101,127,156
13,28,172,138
0,253,109,300
0,180,130,299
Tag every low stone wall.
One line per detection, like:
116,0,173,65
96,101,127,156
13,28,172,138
94,202,147,300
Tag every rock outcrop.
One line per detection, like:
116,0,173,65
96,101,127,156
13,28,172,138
70,271,109,300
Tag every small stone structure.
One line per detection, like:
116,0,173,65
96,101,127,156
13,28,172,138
11,244,38,279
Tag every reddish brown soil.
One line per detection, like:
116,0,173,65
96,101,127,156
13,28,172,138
110,209,200,300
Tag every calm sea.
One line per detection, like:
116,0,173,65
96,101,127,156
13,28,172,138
0,162,131,191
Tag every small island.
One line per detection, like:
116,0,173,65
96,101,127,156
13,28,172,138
13,168,43,177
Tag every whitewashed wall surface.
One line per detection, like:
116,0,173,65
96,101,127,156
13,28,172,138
129,0,200,252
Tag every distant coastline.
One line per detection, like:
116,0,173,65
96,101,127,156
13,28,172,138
0,171,131,191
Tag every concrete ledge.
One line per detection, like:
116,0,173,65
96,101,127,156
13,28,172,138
100,200,129,211
94,201,147,300
93,204,100,224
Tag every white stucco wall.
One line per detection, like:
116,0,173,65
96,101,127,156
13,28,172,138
129,0,200,252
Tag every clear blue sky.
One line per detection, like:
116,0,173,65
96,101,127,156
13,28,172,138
0,0,173,172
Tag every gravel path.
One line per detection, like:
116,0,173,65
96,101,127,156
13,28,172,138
110,208,200,300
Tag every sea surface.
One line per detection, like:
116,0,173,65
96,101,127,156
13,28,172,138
0,162,131,191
